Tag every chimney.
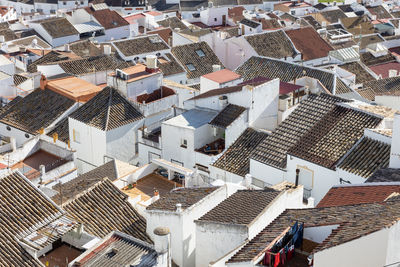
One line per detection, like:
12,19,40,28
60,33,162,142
176,203,182,212
103,44,111,55
295,168,300,187
153,227,171,266
390,112,400,168
64,44,70,52
10,137,16,152
244,174,252,188
153,189,160,203
219,95,228,109
389,69,398,78
40,75,47,90
212,64,221,72
0,35,4,43
145,55,159,73
39,164,45,177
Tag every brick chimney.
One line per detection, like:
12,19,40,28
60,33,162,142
40,75,47,90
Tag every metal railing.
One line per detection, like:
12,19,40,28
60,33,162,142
303,187,312,201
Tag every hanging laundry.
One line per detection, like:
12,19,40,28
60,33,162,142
274,252,280,267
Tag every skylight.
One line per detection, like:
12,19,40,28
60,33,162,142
195,49,205,57
186,63,196,71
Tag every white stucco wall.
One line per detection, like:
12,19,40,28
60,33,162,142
313,227,390,267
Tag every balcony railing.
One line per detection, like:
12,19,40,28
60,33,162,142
303,187,312,201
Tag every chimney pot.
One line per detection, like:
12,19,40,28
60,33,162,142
176,203,182,212
295,168,300,187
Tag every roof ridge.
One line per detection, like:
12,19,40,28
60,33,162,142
104,87,113,131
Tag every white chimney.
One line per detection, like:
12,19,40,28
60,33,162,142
219,95,228,109
146,55,158,71
39,164,45,177
390,112,400,168
176,203,182,212
153,227,171,266
64,44,70,52
389,69,398,78
212,64,221,72
103,44,111,55
244,174,252,188
0,35,4,43
10,137,16,152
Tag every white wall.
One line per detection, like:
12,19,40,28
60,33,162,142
375,95,400,110
106,120,142,164
249,159,286,186
146,186,232,267
386,220,400,266
313,227,390,267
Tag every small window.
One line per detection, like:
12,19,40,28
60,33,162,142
63,1,67,5
6,126,11,131
214,18,217,22
134,56,139,62
181,139,187,148
156,52,161,57
186,63,196,71
80,1,84,4
195,49,205,57
73,129,80,143
291,10,295,15
25,134,29,138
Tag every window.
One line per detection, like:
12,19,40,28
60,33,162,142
214,18,217,22
6,126,11,131
73,129,80,143
291,10,295,15
63,1,67,5
80,1,84,4
195,49,205,57
134,56,139,62
25,134,29,138
181,139,187,148
156,52,161,57
186,63,196,71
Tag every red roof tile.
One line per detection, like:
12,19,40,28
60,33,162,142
369,62,400,78
202,69,241,83
317,184,400,208
285,27,333,60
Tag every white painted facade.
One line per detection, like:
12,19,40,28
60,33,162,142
28,21,79,47
195,187,305,267
145,185,235,267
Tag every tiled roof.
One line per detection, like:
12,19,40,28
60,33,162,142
69,40,103,58
279,12,297,22
70,86,144,131
354,34,385,49
27,50,80,73
335,77,352,94
158,53,185,76
0,88,75,134
54,55,133,75
369,62,400,78
251,94,349,169
302,16,322,29
259,18,282,30
13,73,28,86
0,171,63,266
171,41,224,79
366,168,400,183
236,57,338,93
47,117,69,143
113,35,169,57
320,9,347,23
339,62,376,84
65,178,152,242
245,31,297,59
313,3,326,10
341,16,375,35
197,189,280,225
392,11,400,18
367,5,392,19
240,18,260,28
52,160,118,205
9,35,50,49
338,4,353,12
35,17,78,38
0,28,18,41
317,184,400,208
360,51,396,66
147,187,219,211
361,76,400,100
285,27,333,60
209,104,246,128
288,105,382,169
157,16,189,30
72,231,157,267
212,127,269,177
228,200,400,263
84,7,129,29
338,137,390,178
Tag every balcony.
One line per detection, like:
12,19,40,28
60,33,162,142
139,128,161,149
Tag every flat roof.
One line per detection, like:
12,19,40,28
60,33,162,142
163,109,217,129
110,64,160,83
202,69,241,84
46,76,102,102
